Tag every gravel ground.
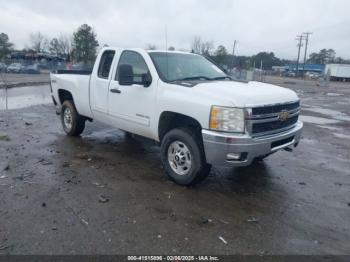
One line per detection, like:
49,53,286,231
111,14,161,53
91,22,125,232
0,77,349,255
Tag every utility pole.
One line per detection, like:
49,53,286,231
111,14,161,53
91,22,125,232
231,40,237,70
295,35,304,77
302,32,312,77
0,72,8,110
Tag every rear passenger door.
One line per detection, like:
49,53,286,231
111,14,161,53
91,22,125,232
90,50,115,123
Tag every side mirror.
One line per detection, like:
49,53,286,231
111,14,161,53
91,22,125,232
118,64,133,86
141,73,152,87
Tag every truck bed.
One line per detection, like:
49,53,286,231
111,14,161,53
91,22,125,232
50,72,93,118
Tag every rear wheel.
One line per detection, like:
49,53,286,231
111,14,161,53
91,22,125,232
160,127,211,186
61,100,85,136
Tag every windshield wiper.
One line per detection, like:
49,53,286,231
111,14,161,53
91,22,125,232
170,76,212,82
211,76,232,80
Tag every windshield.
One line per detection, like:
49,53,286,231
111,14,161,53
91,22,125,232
149,52,227,82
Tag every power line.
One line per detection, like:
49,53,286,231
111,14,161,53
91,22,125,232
295,35,304,76
302,32,313,77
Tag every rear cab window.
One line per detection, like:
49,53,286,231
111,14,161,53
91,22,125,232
98,50,115,79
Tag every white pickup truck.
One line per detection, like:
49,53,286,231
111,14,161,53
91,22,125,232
50,47,303,185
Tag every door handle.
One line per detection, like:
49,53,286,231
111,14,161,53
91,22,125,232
110,88,121,94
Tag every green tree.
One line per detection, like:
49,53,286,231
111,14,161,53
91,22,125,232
308,49,336,64
72,24,99,63
333,57,350,64
49,38,61,55
214,45,228,65
231,55,251,69
0,33,13,59
250,52,281,70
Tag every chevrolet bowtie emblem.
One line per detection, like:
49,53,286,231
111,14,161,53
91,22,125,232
278,111,289,121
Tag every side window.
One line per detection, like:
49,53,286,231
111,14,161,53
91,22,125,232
98,50,115,79
116,51,149,82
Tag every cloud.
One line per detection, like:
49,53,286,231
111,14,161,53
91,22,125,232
1,0,349,59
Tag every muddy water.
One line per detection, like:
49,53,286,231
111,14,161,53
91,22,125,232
0,85,51,110
303,107,350,122
299,115,341,125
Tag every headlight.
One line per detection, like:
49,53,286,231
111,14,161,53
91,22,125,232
209,106,245,133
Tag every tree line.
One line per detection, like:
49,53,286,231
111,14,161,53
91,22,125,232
188,36,350,70
0,24,99,64
1,26,349,67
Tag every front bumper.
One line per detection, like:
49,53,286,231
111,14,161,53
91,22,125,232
202,121,303,167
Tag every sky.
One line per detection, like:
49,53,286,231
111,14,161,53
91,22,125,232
1,0,350,60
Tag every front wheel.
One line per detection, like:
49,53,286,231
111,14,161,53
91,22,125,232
61,100,85,136
160,128,211,186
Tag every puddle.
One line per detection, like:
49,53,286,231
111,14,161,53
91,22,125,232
327,93,343,97
302,107,350,122
300,115,341,125
318,125,343,132
82,128,125,141
301,138,317,145
333,133,350,140
0,85,51,110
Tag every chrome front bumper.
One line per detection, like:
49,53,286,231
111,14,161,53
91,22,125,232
202,121,303,167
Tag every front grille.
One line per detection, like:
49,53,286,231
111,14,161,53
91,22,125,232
252,115,299,134
252,101,300,116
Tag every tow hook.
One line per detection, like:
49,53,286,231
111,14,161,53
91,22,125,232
284,147,293,152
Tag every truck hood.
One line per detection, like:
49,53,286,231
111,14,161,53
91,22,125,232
192,80,299,107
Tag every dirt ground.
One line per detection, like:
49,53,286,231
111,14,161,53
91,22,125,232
0,77,349,255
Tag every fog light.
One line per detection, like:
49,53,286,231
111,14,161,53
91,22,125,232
226,153,241,161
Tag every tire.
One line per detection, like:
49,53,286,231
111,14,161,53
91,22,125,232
61,100,85,136
160,127,211,186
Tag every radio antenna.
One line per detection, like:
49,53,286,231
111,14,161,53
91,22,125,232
165,25,169,79
165,25,168,51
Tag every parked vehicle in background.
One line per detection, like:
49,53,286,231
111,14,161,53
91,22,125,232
305,72,312,78
285,71,296,77
7,63,24,73
305,72,321,79
325,64,350,82
50,47,303,186
282,71,296,77
24,64,40,74
0,62,7,72
310,73,321,79
71,63,94,71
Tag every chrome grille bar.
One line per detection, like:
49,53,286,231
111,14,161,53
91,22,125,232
245,101,301,137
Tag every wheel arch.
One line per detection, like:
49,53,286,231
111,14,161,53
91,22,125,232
58,89,74,105
158,111,203,143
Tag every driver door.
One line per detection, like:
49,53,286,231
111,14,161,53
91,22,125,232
108,50,156,138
